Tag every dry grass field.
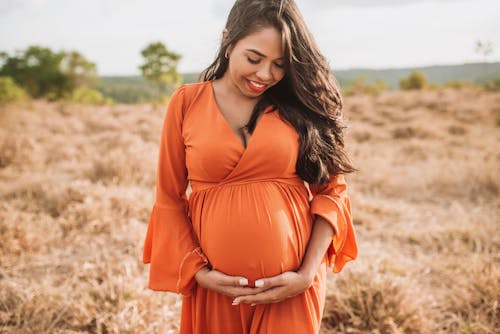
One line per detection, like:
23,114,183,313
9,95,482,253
0,87,499,333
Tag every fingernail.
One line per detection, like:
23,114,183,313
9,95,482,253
251,303,256,307
232,299,239,305
255,279,264,287
239,278,248,285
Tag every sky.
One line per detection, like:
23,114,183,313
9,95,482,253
0,0,499,76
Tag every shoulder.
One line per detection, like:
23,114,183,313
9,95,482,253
174,81,210,101
168,81,211,114
169,81,211,114
168,81,212,118
179,81,210,94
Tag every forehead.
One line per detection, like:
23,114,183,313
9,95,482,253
235,27,284,58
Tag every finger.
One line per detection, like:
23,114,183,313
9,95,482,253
218,285,269,298
225,275,249,287
233,286,285,305
254,272,288,289
212,270,249,286
233,290,282,305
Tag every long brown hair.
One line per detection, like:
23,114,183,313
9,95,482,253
199,0,358,186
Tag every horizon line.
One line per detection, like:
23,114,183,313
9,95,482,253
99,60,500,77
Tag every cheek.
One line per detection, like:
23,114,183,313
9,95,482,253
274,70,286,82
229,61,253,78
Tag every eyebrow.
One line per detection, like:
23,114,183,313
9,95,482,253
246,48,285,60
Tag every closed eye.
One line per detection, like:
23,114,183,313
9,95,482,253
247,57,285,69
247,57,259,64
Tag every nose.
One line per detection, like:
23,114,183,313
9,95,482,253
256,64,273,82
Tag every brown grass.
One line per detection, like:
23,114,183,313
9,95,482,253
0,88,499,333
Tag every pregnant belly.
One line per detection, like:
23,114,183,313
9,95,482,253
191,182,312,283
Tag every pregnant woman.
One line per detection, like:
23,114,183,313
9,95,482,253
142,0,358,333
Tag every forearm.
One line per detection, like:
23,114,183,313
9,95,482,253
298,215,335,280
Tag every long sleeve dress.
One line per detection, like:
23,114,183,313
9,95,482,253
142,80,358,334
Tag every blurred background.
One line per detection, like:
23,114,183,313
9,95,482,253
0,0,498,333
1,0,499,103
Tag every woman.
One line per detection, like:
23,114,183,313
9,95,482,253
142,0,358,333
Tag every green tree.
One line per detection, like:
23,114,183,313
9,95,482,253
399,70,427,90
64,86,113,105
0,46,67,99
0,46,97,100
139,42,182,97
0,76,29,106
344,75,389,96
60,50,98,91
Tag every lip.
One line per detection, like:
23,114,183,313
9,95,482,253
246,79,269,93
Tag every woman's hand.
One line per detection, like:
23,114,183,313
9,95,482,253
231,270,313,306
231,215,333,306
194,267,269,298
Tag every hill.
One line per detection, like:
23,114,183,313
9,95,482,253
333,62,500,88
172,62,500,88
98,62,500,103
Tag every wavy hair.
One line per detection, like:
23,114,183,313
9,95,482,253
199,0,357,186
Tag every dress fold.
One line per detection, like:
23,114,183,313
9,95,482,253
142,85,210,296
309,173,358,273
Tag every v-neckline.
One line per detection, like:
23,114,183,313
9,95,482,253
209,80,270,152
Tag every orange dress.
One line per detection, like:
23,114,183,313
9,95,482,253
142,80,358,334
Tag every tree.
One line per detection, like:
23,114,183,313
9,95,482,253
475,40,493,62
399,70,427,90
139,42,182,96
475,40,495,84
0,76,29,106
0,46,67,99
60,50,98,91
0,45,97,100
344,75,389,96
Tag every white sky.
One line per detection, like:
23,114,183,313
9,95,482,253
0,0,499,75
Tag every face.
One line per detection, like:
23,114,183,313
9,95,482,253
224,26,286,98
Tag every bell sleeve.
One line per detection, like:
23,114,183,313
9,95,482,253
142,86,210,296
308,173,358,273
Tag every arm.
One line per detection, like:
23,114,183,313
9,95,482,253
307,173,358,274
142,86,210,296
297,215,334,281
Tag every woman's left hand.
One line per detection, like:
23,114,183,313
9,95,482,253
231,270,313,306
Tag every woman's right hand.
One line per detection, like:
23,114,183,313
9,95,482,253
194,267,268,298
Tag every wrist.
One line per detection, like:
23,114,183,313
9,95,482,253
297,267,315,286
194,266,210,282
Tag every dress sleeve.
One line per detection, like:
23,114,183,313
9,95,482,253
142,86,210,296
308,173,358,273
